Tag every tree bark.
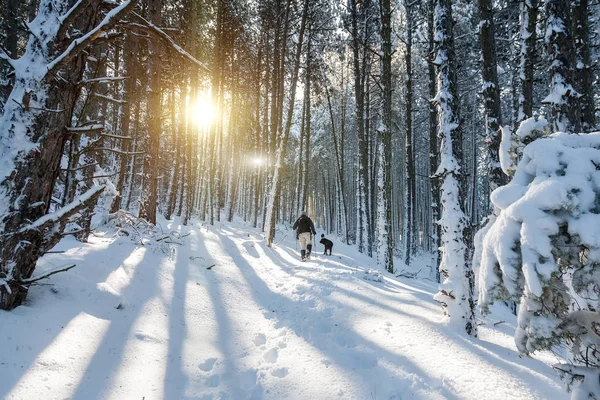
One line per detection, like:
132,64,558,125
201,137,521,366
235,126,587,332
478,0,507,190
378,0,394,273
138,0,163,224
265,0,310,246
432,0,477,336
571,0,594,132
544,0,579,133
0,0,133,310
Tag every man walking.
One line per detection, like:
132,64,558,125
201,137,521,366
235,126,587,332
292,211,316,261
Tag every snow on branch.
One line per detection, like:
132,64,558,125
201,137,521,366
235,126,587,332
126,12,211,73
77,76,126,85
99,132,133,140
81,147,144,156
21,185,105,232
66,124,104,133
93,93,126,104
61,162,98,172
58,0,86,26
45,0,135,80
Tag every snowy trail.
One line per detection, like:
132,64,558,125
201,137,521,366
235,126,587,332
0,219,566,399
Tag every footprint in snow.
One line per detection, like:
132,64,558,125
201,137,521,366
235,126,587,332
270,367,288,378
315,322,331,334
321,307,334,318
303,298,317,309
334,335,357,348
263,347,279,363
293,284,309,295
239,369,258,389
199,358,218,372
352,352,378,369
206,374,220,387
253,333,267,347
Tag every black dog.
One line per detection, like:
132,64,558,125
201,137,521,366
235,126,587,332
320,234,333,256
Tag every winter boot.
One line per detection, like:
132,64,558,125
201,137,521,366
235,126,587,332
306,244,312,260
301,250,306,261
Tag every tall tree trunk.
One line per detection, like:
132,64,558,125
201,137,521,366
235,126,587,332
111,32,137,213
404,0,416,265
571,0,594,132
378,0,394,273
544,0,579,133
432,0,477,336
324,75,349,244
296,85,307,215
517,0,537,125
265,0,310,246
301,43,311,213
428,0,441,282
350,0,372,257
138,0,163,224
478,0,507,191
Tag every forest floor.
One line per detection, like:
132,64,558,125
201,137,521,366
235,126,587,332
0,217,567,400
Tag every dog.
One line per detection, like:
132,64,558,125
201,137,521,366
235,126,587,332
320,234,333,256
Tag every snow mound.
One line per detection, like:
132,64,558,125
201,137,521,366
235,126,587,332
101,210,187,253
363,269,383,282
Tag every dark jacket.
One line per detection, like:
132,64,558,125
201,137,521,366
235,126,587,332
293,215,316,236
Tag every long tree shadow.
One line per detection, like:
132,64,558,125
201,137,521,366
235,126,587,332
218,234,459,400
221,233,563,399
259,243,439,319
265,248,562,393
0,241,144,399
162,232,191,399
68,245,162,400
191,235,264,399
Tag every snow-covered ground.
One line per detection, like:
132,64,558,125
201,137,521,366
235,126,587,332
0,217,566,400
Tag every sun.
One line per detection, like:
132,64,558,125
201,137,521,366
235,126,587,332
189,97,216,128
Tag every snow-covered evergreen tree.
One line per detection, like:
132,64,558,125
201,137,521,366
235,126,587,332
480,131,600,397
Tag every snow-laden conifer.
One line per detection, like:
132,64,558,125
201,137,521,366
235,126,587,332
480,131,600,397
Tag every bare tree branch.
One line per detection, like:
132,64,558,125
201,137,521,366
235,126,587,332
126,12,211,73
20,264,76,284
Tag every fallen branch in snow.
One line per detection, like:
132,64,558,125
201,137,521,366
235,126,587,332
396,268,421,279
493,320,506,326
103,210,187,252
20,264,76,284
